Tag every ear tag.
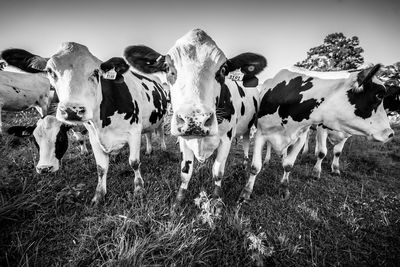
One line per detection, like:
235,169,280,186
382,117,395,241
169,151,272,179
228,70,244,81
103,68,117,80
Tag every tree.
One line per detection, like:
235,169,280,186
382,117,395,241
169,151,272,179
379,62,400,86
296,32,364,71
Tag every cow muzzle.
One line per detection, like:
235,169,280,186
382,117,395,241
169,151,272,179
58,103,87,122
369,128,394,143
36,165,55,174
172,108,217,137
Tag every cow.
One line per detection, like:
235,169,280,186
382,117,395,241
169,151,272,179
239,65,394,202
7,115,89,173
311,83,400,177
2,45,168,205
0,70,52,134
123,29,267,210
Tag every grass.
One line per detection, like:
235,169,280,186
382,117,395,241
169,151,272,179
1,109,400,266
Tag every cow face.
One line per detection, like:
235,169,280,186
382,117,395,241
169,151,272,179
125,30,227,138
336,65,394,142
7,116,70,173
44,43,102,123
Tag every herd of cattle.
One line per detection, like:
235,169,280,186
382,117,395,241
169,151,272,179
1,29,399,208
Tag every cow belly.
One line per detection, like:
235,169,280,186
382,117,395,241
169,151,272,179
0,86,46,111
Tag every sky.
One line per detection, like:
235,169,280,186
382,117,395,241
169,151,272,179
0,0,399,81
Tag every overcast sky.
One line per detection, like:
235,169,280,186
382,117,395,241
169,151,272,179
0,0,399,80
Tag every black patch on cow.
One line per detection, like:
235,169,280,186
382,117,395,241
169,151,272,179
383,85,400,113
216,83,235,124
227,128,233,140
241,102,245,116
97,165,105,177
142,82,149,90
145,92,150,102
181,160,192,174
55,124,69,160
346,80,386,119
321,124,333,131
248,96,258,129
281,119,288,126
130,160,140,171
149,83,168,124
243,76,259,88
12,87,20,93
124,45,166,74
7,125,36,137
100,78,139,128
258,76,323,122
236,82,245,98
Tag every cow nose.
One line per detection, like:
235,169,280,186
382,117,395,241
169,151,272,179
175,110,215,136
389,133,394,138
58,104,86,121
36,165,54,174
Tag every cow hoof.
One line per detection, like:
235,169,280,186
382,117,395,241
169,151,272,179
134,186,146,199
311,169,321,179
170,202,183,218
91,192,105,207
279,186,290,200
211,198,224,217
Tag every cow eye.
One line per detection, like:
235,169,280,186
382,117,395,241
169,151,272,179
46,68,57,80
90,69,100,82
376,92,385,100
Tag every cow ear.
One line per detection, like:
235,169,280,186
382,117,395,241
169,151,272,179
124,45,166,74
7,125,37,137
357,64,381,87
1,48,48,73
228,53,267,76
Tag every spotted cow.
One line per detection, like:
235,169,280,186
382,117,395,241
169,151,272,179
7,115,89,173
2,45,168,205
240,65,394,202
311,83,400,177
123,29,266,208
0,69,52,134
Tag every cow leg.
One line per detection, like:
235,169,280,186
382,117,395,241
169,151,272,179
331,137,348,175
88,132,110,205
157,122,167,151
0,106,2,134
175,138,194,204
128,132,145,197
301,128,311,155
242,131,250,166
240,131,266,202
263,141,271,165
280,132,308,200
212,136,233,199
144,132,153,155
312,127,328,179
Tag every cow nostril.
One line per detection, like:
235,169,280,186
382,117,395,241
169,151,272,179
77,107,86,116
176,115,185,125
204,114,214,127
389,133,394,138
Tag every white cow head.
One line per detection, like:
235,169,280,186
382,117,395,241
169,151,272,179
124,29,266,138
8,116,71,173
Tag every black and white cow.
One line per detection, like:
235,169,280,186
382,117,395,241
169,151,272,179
311,83,400,177
0,69,52,134
123,29,266,207
7,115,89,174
2,45,168,205
239,65,394,202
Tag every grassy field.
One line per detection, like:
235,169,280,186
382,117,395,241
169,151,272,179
1,109,400,266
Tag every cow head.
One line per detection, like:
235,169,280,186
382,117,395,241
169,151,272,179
2,44,104,124
124,29,266,138
336,65,394,142
7,116,71,174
